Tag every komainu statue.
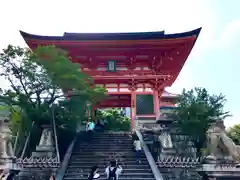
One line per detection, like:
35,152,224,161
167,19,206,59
205,120,240,163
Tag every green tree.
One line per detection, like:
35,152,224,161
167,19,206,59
0,45,106,156
227,124,240,145
98,108,130,131
171,87,231,156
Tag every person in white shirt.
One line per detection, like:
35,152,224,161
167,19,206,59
133,137,142,164
105,160,122,180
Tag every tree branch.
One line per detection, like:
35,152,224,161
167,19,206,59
8,60,35,105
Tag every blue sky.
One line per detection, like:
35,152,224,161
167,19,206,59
0,0,239,127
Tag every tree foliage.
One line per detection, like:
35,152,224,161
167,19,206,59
227,124,240,145
0,45,106,156
96,108,130,131
171,87,231,155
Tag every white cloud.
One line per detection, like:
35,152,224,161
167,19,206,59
224,114,240,128
217,20,240,48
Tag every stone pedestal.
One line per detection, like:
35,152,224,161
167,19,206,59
17,125,58,180
32,125,55,157
0,118,13,169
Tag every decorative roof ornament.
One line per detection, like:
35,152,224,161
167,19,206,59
161,89,179,98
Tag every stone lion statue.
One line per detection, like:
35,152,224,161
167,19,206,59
205,120,240,163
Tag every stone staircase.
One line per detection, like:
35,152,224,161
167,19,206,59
63,132,155,180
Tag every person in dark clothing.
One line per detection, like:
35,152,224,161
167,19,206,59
88,165,100,180
5,169,20,180
49,171,55,180
0,169,4,179
153,140,161,161
95,119,105,132
105,160,122,180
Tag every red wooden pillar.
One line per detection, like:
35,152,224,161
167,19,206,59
154,90,160,119
131,91,136,131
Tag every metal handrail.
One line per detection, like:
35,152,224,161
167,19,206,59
13,130,19,156
20,121,35,159
55,136,77,180
135,129,164,180
52,106,60,162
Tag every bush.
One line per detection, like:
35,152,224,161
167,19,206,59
97,108,130,131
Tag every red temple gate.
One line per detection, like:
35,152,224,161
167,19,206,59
20,28,201,130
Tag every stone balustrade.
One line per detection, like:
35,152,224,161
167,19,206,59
16,157,59,168
199,164,240,172
157,156,200,168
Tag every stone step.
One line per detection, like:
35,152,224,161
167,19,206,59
18,175,155,180
87,131,131,134
64,177,155,180
73,149,135,153
86,139,132,141
78,134,132,137
70,157,146,161
75,145,134,149
70,153,144,157
66,168,153,174
67,164,151,169
71,150,136,155
65,172,154,177
81,138,132,141
75,143,134,147
68,161,149,166
64,173,154,179
79,140,133,144
87,135,132,138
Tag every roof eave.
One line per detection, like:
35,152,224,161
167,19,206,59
19,28,202,42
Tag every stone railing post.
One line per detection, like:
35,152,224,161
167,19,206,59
32,125,55,157
0,118,13,169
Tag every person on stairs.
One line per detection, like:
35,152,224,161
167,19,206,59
3,169,20,180
105,160,122,180
86,121,95,132
88,165,100,180
49,171,55,180
0,169,5,180
86,120,95,141
133,136,142,164
95,119,105,132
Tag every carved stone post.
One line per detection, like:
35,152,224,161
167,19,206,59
32,125,55,157
158,127,175,159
